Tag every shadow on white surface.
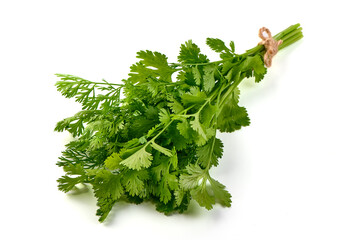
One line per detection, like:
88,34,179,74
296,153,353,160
62,183,223,226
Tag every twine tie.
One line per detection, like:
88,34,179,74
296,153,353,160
258,27,283,67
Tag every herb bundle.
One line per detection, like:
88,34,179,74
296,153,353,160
55,24,302,222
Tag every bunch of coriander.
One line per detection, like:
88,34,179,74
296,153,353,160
55,24,302,222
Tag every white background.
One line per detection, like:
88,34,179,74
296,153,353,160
1,0,359,239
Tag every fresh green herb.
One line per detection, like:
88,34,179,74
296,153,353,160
55,24,302,222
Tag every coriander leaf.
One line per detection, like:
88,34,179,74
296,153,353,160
63,163,86,175
206,38,230,53
240,55,267,82
104,152,122,170
217,105,250,133
57,164,87,192
175,119,199,147
57,175,86,193
158,108,171,125
191,185,215,210
137,50,170,71
196,137,224,168
135,50,176,82
203,64,216,92
166,122,189,150
178,40,209,64
169,149,178,169
194,127,216,147
229,41,235,53
151,160,168,182
181,87,207,106
192,66,202,85
150,141,173,157
55,74,122,111
190,113,207,140
176,119,192,139
167,96,184,114
200,102,216,128
179,164,205,190
217,86,250,132
209,178,232,207
174,188,186,207
122,169,149,197
96,198,116,223
128,62,154,84
92,170,124,201
120,146,153,170
158,173,178,204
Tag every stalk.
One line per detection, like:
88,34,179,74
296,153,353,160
243,23,303,57
175,24,303,68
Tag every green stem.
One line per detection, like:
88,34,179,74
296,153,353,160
147,120,174,146
93,82,124,87
180,59,226,67
279,33,303,50
243,24,303,57
278,27,303,42
218,75,242,111
174,24,303,69
205,134,217,171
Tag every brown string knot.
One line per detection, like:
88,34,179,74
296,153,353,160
258,27,283,67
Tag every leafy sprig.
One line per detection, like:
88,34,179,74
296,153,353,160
55,24,303,222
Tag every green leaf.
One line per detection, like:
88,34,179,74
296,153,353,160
158,173,178,204
128,62,154,84
169,148,178,169
92,170,124,200
174,188,186,207
229,41,235,52
88,136,103,150
196,137,224,168
104,152,122,170
150,141,173,157
190,113,207,140
200,102,216,128
122,169,149,197
217,86,250,132
151,160,168,182
136,50,175,82
209,178,232,207
240,55,267,82
55,74,122,111
194,127,216,147
191,185,215,210
63,163,86,176
181,87,207,106
191,177,231,210
178,40,209,64
137,50,169,70
167,97,184,114
120,146,153,170
206,38,235,59
217,105,250,133
57,164,87,192
179,164,205,190
192,66,202,85
166,122,189,150
159,108,171,125
202,65,216,92
176,119,192,139
128,50,176,85
206,38,230,53
57,175,86,193
96,198,116,223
